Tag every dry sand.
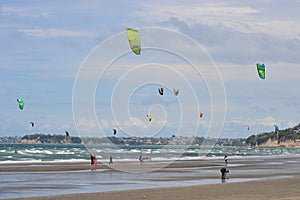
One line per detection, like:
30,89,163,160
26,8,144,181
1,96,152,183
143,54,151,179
9,176,300,200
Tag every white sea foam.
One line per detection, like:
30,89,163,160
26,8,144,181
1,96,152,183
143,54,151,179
129,149,141,153
25,149,53,154
55,150,75,155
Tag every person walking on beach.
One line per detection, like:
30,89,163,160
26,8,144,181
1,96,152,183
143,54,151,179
109,155,113,165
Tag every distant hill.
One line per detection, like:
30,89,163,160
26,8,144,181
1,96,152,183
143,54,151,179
21,133,82,144
0,136,21,144
246,123,300,147
17,134,246,146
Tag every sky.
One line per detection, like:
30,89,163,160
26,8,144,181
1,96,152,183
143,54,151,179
0,0,300,138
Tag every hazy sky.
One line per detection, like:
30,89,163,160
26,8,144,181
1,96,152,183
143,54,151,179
1,0,300,138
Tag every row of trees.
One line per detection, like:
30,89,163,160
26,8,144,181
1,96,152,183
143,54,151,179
22,134,82,144
246,123,300,146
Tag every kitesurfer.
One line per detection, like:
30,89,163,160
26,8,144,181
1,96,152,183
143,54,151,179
224,155,228,164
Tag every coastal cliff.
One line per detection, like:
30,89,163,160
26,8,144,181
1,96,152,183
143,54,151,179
246,123,300,148
21,139,42,144
258,138,300,148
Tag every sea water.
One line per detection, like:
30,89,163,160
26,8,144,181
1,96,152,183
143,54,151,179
1,143,300,164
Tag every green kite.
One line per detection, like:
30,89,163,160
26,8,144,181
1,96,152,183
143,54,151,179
126,28,141,55
256,63,265,79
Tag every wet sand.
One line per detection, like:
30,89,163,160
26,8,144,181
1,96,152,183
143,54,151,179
0,161,219,172
2,156,300,200
12,176,300,200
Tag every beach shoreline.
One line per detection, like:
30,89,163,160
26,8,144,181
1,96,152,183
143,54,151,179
1,155,300,199
8,176,300,200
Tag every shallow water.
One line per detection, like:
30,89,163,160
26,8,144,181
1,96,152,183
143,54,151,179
1,144,300,164
0,155,299,199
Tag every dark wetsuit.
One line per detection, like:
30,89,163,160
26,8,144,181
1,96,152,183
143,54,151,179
220,167,229,179
91,155,94,166
109,155,113,165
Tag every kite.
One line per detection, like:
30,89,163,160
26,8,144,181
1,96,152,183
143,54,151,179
256,63,265,79
173,88,179,96
245,124,250,131
147,114,152,122
199,112,203,118
113,129,117,135
65,130,70,140
274,125,279,133
17,98,24,110
30,122,34,127
126,28,141,55
158,88,164,95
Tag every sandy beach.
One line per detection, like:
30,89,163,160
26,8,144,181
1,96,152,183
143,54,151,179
12,176,300,200
1,155,300,200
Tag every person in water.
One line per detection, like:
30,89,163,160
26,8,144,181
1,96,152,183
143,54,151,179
224,155,228,164
220,167,229,179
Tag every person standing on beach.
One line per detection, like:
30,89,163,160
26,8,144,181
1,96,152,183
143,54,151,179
224,155,228,165
93,156,98,168
109,155,113,165
90,155,94,170
90,155,98,170
139,153,143,163
90,155,94,165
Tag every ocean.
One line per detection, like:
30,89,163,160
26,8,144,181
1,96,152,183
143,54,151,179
1,144,300,164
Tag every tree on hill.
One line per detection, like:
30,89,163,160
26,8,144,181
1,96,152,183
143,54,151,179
246,123,300,146
22,134,81,144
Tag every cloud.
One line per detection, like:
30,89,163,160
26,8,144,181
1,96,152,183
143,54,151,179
59,124,70,130
100,119,110,129
140,2,300,40
231,116,277,127
160,17,300,64
17,29,94,38
144,2,258,19
77,118,97,133
43,124,51,129
1,5,52,19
